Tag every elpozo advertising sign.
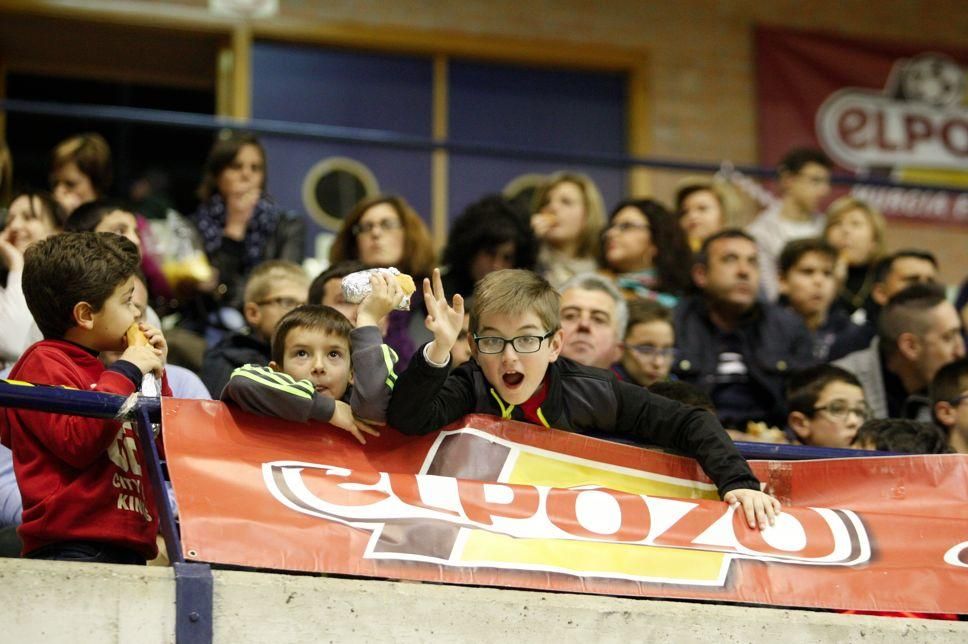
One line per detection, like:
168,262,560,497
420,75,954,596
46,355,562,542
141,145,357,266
164,399,968,614
757,28,968,224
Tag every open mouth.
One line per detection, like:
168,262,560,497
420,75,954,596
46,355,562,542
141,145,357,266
502,372,525,387
314,385,330,394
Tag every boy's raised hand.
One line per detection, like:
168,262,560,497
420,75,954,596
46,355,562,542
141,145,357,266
423,268,464,365
330,400,380,445
357,271,404,328
723,488,782,531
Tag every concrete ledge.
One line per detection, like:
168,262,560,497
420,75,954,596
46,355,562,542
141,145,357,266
1,558,965,643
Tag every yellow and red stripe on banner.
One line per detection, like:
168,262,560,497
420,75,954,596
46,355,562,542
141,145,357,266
163,399,968,614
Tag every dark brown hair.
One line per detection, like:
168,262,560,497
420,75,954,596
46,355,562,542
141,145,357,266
271,304,353,365
196,132,267,201
23,232,140,338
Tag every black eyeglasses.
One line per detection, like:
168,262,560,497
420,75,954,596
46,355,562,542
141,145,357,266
948,394,968,406
257,297,304,310
473,331,554,354
628,344,675,360
352,219,403,236
813,400,873,422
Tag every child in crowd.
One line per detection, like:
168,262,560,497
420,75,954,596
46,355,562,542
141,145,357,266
930,357,968,454
785,364,871,448
852,419,951,454
777,238,867,361
200,260,309,396
221,272,404,444
0,232,170,564
611,299,675,387
387,269,780,529
307,260,368,326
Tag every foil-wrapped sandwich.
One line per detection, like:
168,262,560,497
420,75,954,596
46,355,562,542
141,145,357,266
341,267,417,311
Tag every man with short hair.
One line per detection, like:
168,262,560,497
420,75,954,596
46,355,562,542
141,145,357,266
836,283,965,420
930,357,968,454
559,273,627,370
673,229,814,429
747,147,833,301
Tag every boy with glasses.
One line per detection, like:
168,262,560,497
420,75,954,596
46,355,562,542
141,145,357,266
786,364,872,448
930,357,968,454
613,299,675,387
388,269,780,531
200,260,308,396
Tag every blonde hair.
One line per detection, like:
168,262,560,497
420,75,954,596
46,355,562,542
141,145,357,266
469,269,560,335
532,171,605,260
824,196,887,262
243,260,308,304
50,133,112,196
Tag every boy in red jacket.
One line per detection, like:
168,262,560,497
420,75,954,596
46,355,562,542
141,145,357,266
0,232,170,564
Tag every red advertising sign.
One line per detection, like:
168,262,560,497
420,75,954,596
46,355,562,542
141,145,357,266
756,26,968,224
163,399,968,614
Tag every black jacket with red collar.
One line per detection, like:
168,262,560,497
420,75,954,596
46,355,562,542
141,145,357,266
387,346,760,497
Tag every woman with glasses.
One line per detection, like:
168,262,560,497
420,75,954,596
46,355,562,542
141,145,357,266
329,195,435,369
600,198,692,308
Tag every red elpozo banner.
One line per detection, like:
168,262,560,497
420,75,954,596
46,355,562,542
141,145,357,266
756,26,968,225
163,399,968,613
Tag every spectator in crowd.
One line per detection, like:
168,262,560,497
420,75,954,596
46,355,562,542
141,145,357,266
49,133,112,216
674,176,737,253
823,196,887,322
836,283,965,420
308,260,368,326
531,171,605,289
1,190,67,372
785,365,871,448
747,148,832,301
853,418,951,454
673,229,814,430
99,273,210,400
955,276,968,331
870,249,939,308
222,273,404,437
600,198,691,307
182,132,305,352
559,273,627,370
930,357,968,454
612,299,675,388
777,238,867,361
64,199,141,252
330,194,436,370
2,232,170,564
387,268,781,528
200,260,308,397
440,195,536,300
647,380,716,413
50,134,172,314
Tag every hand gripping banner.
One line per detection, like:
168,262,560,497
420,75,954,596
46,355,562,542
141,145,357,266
163,399,968,613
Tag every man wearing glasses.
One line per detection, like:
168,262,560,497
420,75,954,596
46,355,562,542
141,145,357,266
786,364,872,448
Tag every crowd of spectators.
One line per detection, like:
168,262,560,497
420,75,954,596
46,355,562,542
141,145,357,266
1,132,967,564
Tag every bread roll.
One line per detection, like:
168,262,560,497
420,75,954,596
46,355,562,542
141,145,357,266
126,323,149,347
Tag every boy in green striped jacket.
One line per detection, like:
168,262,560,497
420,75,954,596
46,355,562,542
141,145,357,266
220,273,402,444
